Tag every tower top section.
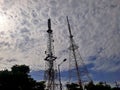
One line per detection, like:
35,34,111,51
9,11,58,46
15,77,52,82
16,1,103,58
47,18,52,33
44,18,57,61
66,16,73,38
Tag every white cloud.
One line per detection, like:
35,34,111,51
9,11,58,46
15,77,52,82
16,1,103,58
0,0,120,75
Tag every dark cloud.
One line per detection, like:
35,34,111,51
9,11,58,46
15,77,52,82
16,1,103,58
21,19,31,26
88,56,97,61
1,0,15,10
0,41,11,49
6,58,17,63
20,27,30,34
0,57,4,61
31,10,37,18
20,8,30,18
15,36,36,52
31,19,39,25
70,0,80,8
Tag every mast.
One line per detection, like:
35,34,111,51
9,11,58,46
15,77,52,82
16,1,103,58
44,19,57,90
66,16,83,89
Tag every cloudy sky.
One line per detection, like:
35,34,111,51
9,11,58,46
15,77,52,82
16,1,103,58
0,0,120,86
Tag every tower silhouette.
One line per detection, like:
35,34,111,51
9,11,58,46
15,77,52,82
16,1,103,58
44,19,57,90
66,16,92,89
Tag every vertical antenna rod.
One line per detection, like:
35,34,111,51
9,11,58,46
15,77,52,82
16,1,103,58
66,16,83,90
48,19,51,32
66,16,73,38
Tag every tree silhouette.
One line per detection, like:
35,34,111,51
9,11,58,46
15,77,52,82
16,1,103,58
12,65,30,74
112,87,120,90
0,64,119,90
67,81,120,90
95,82,111,90
0,65,45,90
85,81,96,90
66,83,82,90
85,81,112,90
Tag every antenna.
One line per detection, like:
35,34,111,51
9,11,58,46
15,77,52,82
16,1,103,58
66,16,92,89
44,19,57,90
66,16,73,38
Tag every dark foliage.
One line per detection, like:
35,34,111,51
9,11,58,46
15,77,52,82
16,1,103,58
66,83,82,90
0,64,119,90
66,81,120,90
112,87,120,90
0,65,45,90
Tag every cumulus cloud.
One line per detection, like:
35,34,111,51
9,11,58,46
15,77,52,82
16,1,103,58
0,0,120,80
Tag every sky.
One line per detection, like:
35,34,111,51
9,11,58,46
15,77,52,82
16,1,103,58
0,0,120,87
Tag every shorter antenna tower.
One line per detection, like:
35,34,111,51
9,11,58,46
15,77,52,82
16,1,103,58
44,19,57,90
66,16,92,89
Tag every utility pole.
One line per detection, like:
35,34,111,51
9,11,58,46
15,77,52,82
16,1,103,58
58,59,67,90
66,16,92,90
44,19,57,90
58,65,62,90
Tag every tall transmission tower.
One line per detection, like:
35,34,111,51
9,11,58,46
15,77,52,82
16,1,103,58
66,16,92,89
44,19,57,90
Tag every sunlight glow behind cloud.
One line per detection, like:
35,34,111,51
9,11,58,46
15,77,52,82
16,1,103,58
0,0,120,78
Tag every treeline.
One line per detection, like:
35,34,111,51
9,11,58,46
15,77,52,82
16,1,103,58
0,65,119,90
0,65,45,90
66,81,120,90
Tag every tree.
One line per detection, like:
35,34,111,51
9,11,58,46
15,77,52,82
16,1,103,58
11,64,30,74
85,81,96,90
84,81,114,90
0,70,13,90
34,81,46,90
0,65,46,90
95,82,111,90
66,83,82,90
112,87,120,90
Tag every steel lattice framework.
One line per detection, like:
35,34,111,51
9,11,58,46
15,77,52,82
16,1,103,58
44,19,57,90
66,16,92,90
